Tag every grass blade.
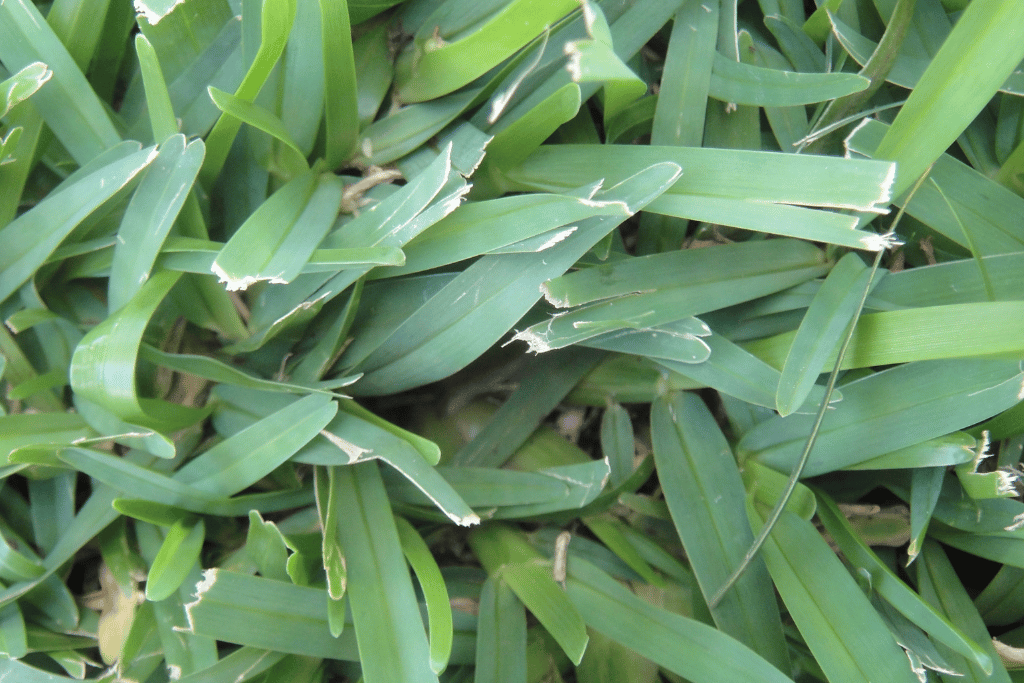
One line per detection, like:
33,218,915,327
651,392,789,671
329,462,439,683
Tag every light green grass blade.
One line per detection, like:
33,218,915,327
212,169,342,289
395,517,453,673
746,302,1024,370
582,516,664,588
567,557,792,683
199,0,296,187
0,143,156,306
0,413,95,459
499,561,589,665
652,392,789,671
108,135,204,312
0,62,50,119
474,574,527,683
207,86,308,172
740,359,1024,477
393,0,579,103
845,432,976,471
480,83,582,172
506,144,895,211
0,0,119,164
135,34,178,142
329,462,439,683
70,270,211,433
872,0,1024,196
776,253,871,416
848,119,1024,254
755,508,919,683
146,518,206,602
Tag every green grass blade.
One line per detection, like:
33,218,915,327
185,569,361,659
740,359,1024,477
0,0,119,164
507,144,895,212
174,393,337,496
349,163,681,394
108,135,204,312
816,489,992,672
755,508,920,683
567,557,792,683
600,401,635,487
329,462,439,683
393,0,579,103
395,517,453,673
225,176,346,288
499,561,589,665
917,542,1013,683
652,0,718,147
710,51,868,106
776,252,871,416
199,0,296,187
207,86,309,172
0,62,50,119
146,518,206,602
0,143,156,306
873,0,1024,196
657,332,836,413
135,33,178,142
651,392,790,671
452,349,604,468
319,0,358,168
746,302,1024,370
474,574,527,683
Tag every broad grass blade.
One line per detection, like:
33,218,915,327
146,518,206,602
567,557,792,683
754,508,920,683
776,252,871,416
109,135,204,312
872,0,1024,197
917,541,1013,683
740,359,1024,476
0,0,119,163
212,170,342,290
395,517,453,673
328,462,439,683
815,490,992,672
318,0,358,167
651,392,789,671
474,574,527,683
0,143,156,306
